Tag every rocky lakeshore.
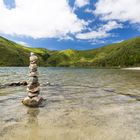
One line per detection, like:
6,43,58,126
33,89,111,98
122,67,140,70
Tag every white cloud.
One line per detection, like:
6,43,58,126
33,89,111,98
94,0,140,24
84,8,93,14
0,0,87,39
114,40,124,43
76,30,109,40
76,21,122,40
75,0,90,8
91,39,106,45
100,21,122,32
58,35,74,41
14,40,31,47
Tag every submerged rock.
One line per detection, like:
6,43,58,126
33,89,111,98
0,81,28,89
22,96,44,107
8,81,28,86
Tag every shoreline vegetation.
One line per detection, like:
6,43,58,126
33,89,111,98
0,36,140,68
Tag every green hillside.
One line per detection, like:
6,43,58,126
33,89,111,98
0,36,140,67
0,36,49,66
47,36,140,67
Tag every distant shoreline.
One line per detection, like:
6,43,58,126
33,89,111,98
122,67,140,70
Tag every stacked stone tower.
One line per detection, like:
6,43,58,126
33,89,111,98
27,52,40,97
22,52,43,107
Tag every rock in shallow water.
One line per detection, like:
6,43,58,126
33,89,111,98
8,81,27,86
22,96,44,107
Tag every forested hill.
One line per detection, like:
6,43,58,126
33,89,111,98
0,36,140,67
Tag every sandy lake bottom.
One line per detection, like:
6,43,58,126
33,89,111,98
0,67,140,140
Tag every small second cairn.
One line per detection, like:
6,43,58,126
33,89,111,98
22,52,43,107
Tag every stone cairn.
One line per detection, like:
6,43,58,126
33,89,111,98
22,52,43,107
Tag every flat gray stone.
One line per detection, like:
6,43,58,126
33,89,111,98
27,86,40,93
29,71,39,77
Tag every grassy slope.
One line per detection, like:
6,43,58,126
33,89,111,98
47,36,140,67
0,36,49,66
0,36,140,67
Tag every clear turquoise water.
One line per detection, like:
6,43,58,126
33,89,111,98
0,67,140,140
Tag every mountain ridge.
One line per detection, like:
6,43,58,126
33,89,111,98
0,36,140,67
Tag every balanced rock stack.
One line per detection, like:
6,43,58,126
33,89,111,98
22,52,43,107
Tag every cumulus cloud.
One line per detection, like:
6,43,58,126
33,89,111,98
74,0,90,8
0,0,87,39
76,30,109,40
94,0,140,24
14,40,31,47
114,40,124,43
90,39,106,45
100,21,123,32
76,21,122,40
84,8,93,14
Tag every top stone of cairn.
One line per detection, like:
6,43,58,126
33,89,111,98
30,52,38,64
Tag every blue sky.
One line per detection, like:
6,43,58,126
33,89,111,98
0,0,140,50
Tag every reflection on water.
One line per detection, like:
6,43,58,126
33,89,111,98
27,108,40,140
0,67,140,140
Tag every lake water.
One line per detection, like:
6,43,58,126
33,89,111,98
0,67,140,140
